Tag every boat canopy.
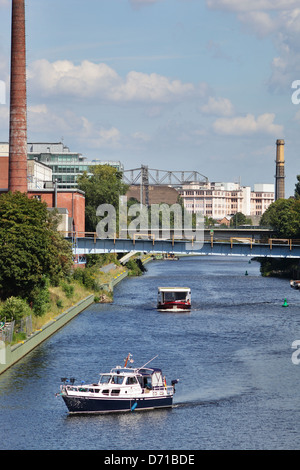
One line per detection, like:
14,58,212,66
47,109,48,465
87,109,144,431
158,287,190,292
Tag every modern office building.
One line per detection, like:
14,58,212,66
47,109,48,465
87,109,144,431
0,142,124,189
27,142,124,188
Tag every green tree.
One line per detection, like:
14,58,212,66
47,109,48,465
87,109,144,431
0,192,73,301
77,165,129,232
230,212,252,227
295,175,300,199
260,198,300,238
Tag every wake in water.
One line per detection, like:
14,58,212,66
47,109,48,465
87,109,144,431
174,384,254,409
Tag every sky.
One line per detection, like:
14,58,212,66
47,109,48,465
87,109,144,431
0,0,299,196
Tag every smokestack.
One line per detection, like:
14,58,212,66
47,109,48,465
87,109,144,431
275,139,285,200
8,0,28,193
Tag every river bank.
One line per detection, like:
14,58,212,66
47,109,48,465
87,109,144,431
0,253,153,376
255,257,300,279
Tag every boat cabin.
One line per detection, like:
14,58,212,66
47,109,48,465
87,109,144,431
157,287,191,310
99,367,165,391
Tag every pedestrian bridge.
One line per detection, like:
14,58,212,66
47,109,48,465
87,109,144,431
67,233,300,259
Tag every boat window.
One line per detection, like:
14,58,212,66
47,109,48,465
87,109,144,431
126,376,138,385
99,374,111,384
143,377,152,389
111,375,125,385
164,291,187,301
102,389,109,395
137,376,143,387
111,389,120,396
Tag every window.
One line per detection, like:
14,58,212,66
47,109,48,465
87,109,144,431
99,374,111,384
126,376,138,385
111,375,125,385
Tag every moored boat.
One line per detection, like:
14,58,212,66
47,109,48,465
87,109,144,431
290,280,300,289
57,354,178,414
157,287,191,311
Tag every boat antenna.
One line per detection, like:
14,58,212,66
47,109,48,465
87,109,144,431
137,355,158,371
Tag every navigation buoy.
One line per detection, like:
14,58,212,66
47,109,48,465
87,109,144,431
282,298,289,307
245,270,248,276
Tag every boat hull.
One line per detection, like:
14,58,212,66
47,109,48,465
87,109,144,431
62,394,173,414
157,302,190,312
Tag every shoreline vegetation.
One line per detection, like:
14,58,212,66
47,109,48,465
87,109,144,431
256,257,300,279
0,253,149,346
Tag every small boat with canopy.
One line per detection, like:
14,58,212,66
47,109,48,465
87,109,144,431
57,354,178,414
157,287,191,311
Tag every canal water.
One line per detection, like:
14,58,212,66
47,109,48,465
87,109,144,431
1,256,300,450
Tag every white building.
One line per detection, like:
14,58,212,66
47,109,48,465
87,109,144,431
179,181,274,220
27,159,52,190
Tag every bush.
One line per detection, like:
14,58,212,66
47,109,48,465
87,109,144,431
0,297,31,326
61,281,74,299
72,266,98,290
126,259,147,277
30,277,50,317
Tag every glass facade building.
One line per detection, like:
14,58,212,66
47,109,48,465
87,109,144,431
27,142,123,188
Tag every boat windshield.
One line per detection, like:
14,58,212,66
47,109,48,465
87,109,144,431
99,374,112,384
164,291,187,301
111,375,125,385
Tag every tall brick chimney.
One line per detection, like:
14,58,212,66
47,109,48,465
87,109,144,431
8,0,28,193
275,139,285,200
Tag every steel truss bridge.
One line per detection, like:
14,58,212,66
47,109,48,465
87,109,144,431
123,165,208,206
68,231,300,260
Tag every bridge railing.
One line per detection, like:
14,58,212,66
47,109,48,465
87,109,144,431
59,231,300,252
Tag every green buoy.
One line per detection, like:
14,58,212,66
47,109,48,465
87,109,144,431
245,270,248,276
282,298,288,307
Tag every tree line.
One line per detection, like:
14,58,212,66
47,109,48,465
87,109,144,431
259,176,300,238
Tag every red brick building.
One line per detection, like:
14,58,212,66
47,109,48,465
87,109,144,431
0,149,85,233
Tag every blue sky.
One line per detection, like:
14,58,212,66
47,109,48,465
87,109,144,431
0,0,299,196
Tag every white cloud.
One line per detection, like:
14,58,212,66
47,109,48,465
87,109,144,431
213,112,283,136
206,1,300,91
27,103,122,150
80,117,121,149
27,59,206,105
200,96,234,116
131,131,151,142
237,11,278,38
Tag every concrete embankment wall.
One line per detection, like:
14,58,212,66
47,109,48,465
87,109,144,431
0,295,94,375
0,256,152,376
